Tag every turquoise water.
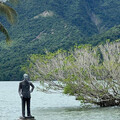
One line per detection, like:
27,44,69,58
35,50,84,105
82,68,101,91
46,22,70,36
0,81,120,120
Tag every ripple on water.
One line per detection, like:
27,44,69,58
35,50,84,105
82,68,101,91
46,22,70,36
32,106,120,120
0,82,120,120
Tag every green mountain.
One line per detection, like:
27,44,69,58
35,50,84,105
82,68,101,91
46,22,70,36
0,0,120,81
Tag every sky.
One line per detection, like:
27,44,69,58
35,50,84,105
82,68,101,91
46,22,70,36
0,0,7,2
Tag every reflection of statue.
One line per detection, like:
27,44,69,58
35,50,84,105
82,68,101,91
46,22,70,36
18,74,35,119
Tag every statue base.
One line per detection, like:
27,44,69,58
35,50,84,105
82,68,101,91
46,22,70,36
19,116,35,120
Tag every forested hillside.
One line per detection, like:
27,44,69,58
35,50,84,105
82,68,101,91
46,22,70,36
0,0,120,80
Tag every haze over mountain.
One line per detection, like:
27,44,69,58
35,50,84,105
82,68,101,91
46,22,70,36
0,0,120,80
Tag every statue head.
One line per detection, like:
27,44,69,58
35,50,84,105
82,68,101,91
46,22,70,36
23,73,29,80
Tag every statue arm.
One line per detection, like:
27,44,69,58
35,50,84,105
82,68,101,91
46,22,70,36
18,83,22,97
30,82,35,93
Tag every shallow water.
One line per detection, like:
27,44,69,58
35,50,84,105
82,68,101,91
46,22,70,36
0,81,120,120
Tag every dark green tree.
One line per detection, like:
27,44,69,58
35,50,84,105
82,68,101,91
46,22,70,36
0,0,17,42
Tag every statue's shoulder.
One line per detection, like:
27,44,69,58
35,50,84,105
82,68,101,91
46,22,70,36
29,81,32,84
28,81,32,85
19,80,24,84
29,81,34,85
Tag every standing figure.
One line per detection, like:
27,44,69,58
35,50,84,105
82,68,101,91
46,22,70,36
18,74,35,118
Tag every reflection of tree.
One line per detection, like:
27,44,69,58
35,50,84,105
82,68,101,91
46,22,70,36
0,0,17,42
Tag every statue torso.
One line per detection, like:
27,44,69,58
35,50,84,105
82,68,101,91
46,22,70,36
20,80,31,98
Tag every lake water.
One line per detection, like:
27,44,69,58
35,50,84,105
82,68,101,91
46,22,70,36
0,81,120,120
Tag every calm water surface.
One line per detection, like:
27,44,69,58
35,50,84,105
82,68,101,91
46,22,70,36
0,81,120,120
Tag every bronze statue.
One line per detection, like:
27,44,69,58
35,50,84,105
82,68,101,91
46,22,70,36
18,74,35,119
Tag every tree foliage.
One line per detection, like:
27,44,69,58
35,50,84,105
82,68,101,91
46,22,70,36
24,41,120,107
0,0,17,42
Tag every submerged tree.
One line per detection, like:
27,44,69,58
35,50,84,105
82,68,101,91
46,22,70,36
24,41,120,107
0,0,18,42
